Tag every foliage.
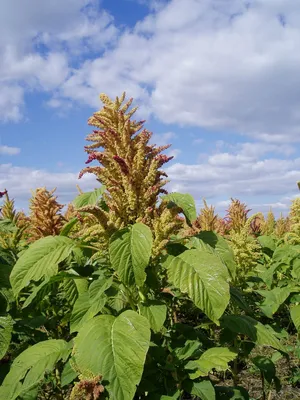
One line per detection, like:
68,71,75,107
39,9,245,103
1,92,300,400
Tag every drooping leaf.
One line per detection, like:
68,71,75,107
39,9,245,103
74,310,151,400
109,223,152,287
10,236,76,296
163,192,197,224
290,304,300,332
73,187,106,208
139,301,167,333
0,339,70,400
215,386,250,400
0,315,14,359
221,315,286,352
185,347,237,379
167,249,230,324
183,380,215,400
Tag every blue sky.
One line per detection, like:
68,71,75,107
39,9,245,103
1,0,300,215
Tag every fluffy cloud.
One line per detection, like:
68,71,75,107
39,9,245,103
165,145,300,215
55,0,300,142
0,145,21,155
0,0,117,121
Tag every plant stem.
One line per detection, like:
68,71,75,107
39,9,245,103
232,337,239,386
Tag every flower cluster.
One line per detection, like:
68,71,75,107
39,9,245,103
27,187,65,242
77,92,183,253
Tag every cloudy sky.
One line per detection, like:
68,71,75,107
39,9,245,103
0,0,300,215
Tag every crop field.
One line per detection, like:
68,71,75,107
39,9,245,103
0,93,300,400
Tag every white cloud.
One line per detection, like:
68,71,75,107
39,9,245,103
0,0,117,121
54,0,300,143
0,145,21,155
165,142,300,213
0,163,98,210
0,85,24,122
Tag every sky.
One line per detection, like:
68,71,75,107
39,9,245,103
1,0,300,216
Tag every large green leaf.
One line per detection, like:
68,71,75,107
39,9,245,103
139,301,167,333
74,310,150,400
183,380,215,400
185,347,237,379
257,235,276,253
0,339,70,400
197,231,237,280
0,315,13,359
221,315,285,352
73,187,106,208
109,223,152,287
70,277,112,333
290,304,300,332
167,249,230,324
10,236,76,296
257,286,292,318
162,192,197,224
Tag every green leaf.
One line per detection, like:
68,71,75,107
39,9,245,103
0,315,14,359
74,310,151,400
257,236,276,253
185,347,237,378
272,244,300,265
61,360,78,387
0,339,70,400
183,380,215,400
109,223,152,287
70,277,112,333
139,301,167,333
215,386,249,400
257,286,292,318
290,304,300,332
197,231,237,280
252,356,276,383
10,236,76,296
22,272,86,309
174,340,202,361
163,192,197,224
291,257,300,280
221,315,286,352
59,218,78,236
167,249,230,324
73,187,106,208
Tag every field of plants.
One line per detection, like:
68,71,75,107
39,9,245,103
0,93,300,400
